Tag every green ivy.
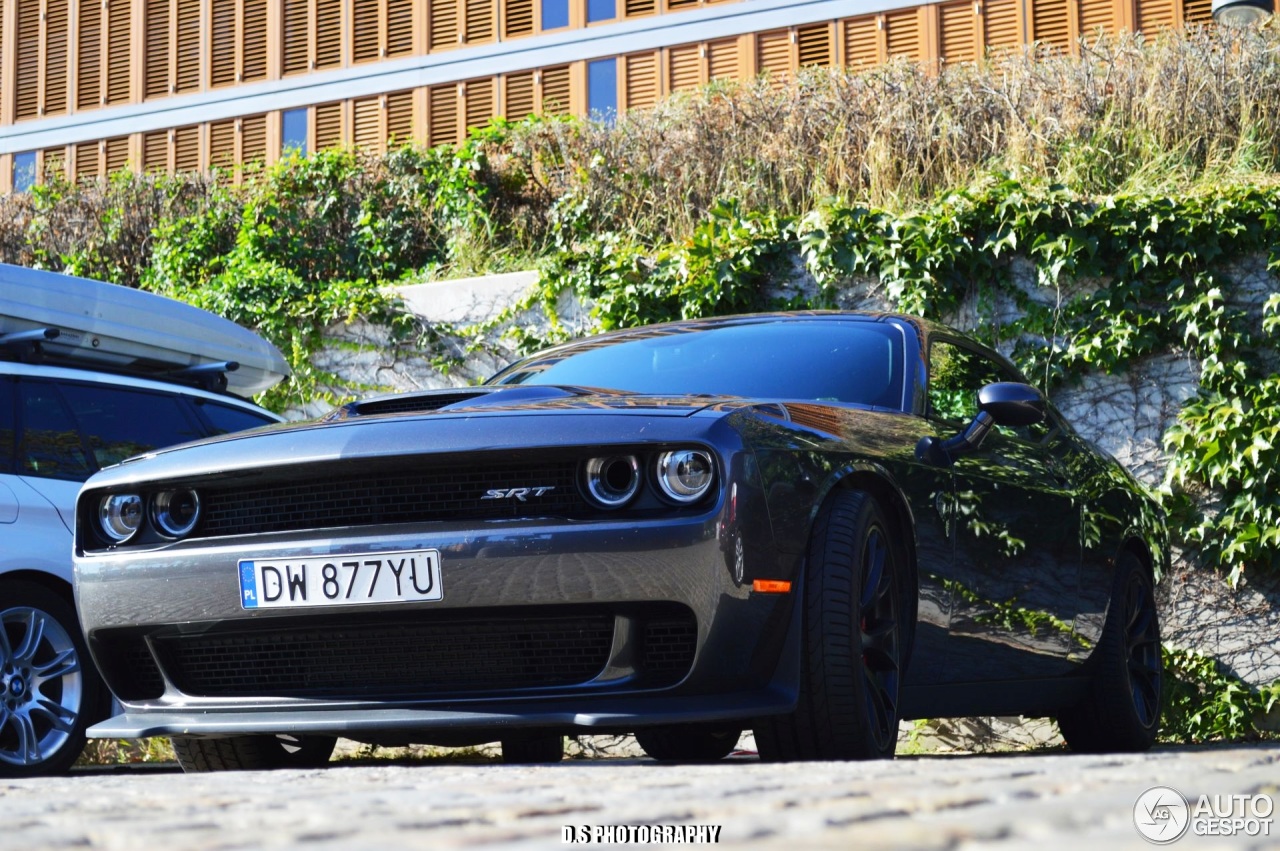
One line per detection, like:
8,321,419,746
1161,645,1280,743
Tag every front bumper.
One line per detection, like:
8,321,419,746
77,509,802,739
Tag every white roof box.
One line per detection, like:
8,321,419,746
0,263,290,398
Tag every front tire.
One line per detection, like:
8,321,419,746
172,734,337,772
0,580,107,777
500,734,564,764
756,490,904,762
635,725,741,762
1057,551,1162,753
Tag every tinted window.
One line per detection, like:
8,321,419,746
543,0,569,29
928,341,1047,440
587,0,616,23
197,400,277,435
57,383,202,470
19,384,92,480
0,381,15,474
588,58,617,121
493,321,905,408
282,108,308,155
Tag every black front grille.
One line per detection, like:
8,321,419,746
199,460,584,536
154,614,617,698
95,607,699,702
353,392,487,416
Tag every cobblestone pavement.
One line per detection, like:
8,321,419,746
4,744,1278,850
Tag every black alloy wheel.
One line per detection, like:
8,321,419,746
755,490,905,761
635,725,741,763
172,733,338,772
1057,551,1162,753
501,734,565,764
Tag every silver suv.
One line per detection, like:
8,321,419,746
1,265,285,776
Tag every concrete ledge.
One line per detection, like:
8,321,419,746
395,271,540,326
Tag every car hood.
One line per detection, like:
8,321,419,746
83,386,756,488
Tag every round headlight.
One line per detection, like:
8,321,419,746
98,494,143,543
152,489,201,538
655,449,715,504
583,455,640,508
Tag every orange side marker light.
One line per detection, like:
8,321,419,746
752,580,792,594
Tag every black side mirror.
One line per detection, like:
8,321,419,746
916,382,1046,466
978,382,1046,428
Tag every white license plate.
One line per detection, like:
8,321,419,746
238,549,443,610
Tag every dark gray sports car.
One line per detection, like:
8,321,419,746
73,313,1166,770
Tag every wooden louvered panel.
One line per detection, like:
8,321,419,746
211,0,237,86
625,53,657,110
316,0,342,69
353,97,382,150
885,10,922,61
1138,0,1177,29
983,0,1020,50
707,39,738,81
842,16,879,68
107,0,131,103
176,0,201,93
46,0,70,115
465,78,494,129
387,90,414,143
466,0,494,43
387,0,413,57
241,114,267,163
1031,0,1069,50
939,2,977,64
430,0,459,49
1078,0,1115,37
243,0,267,80
541,66,570,115
668,44,701,93
145,0,170,97
283,0,308,74
429,85,460,146
143,130,169,171
104,136,129,173
0,1,4,112
15,0,39,119
667,0,698,8
77,0,102,109
503,0,532,37
353,0,379,61
315,103,343,149
173,126,199,172
1182,0,1212,24
504,71,534,120
209,120,236,168
624,0,654,15
43,148,67,181
75,142,101,182
797,24,831,68
756,30,792,87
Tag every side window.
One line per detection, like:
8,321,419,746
0,380,15,474
195,400,277,435
19,383,93,480
56,383,203,470
928,341,1049,441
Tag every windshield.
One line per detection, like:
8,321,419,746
491,320,906,409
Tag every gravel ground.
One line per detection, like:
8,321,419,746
4,744,1278,850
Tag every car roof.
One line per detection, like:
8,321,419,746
0,360,281,419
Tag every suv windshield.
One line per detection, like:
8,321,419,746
491,320,905,409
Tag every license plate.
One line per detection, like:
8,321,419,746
238,549,443,610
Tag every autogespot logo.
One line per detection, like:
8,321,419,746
1134,786,1191,844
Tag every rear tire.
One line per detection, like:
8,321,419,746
0,580,108,777
635,725,741,762
1057,551,1161,753
756,490,904,762
500,734,564,764
172,734,337,772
